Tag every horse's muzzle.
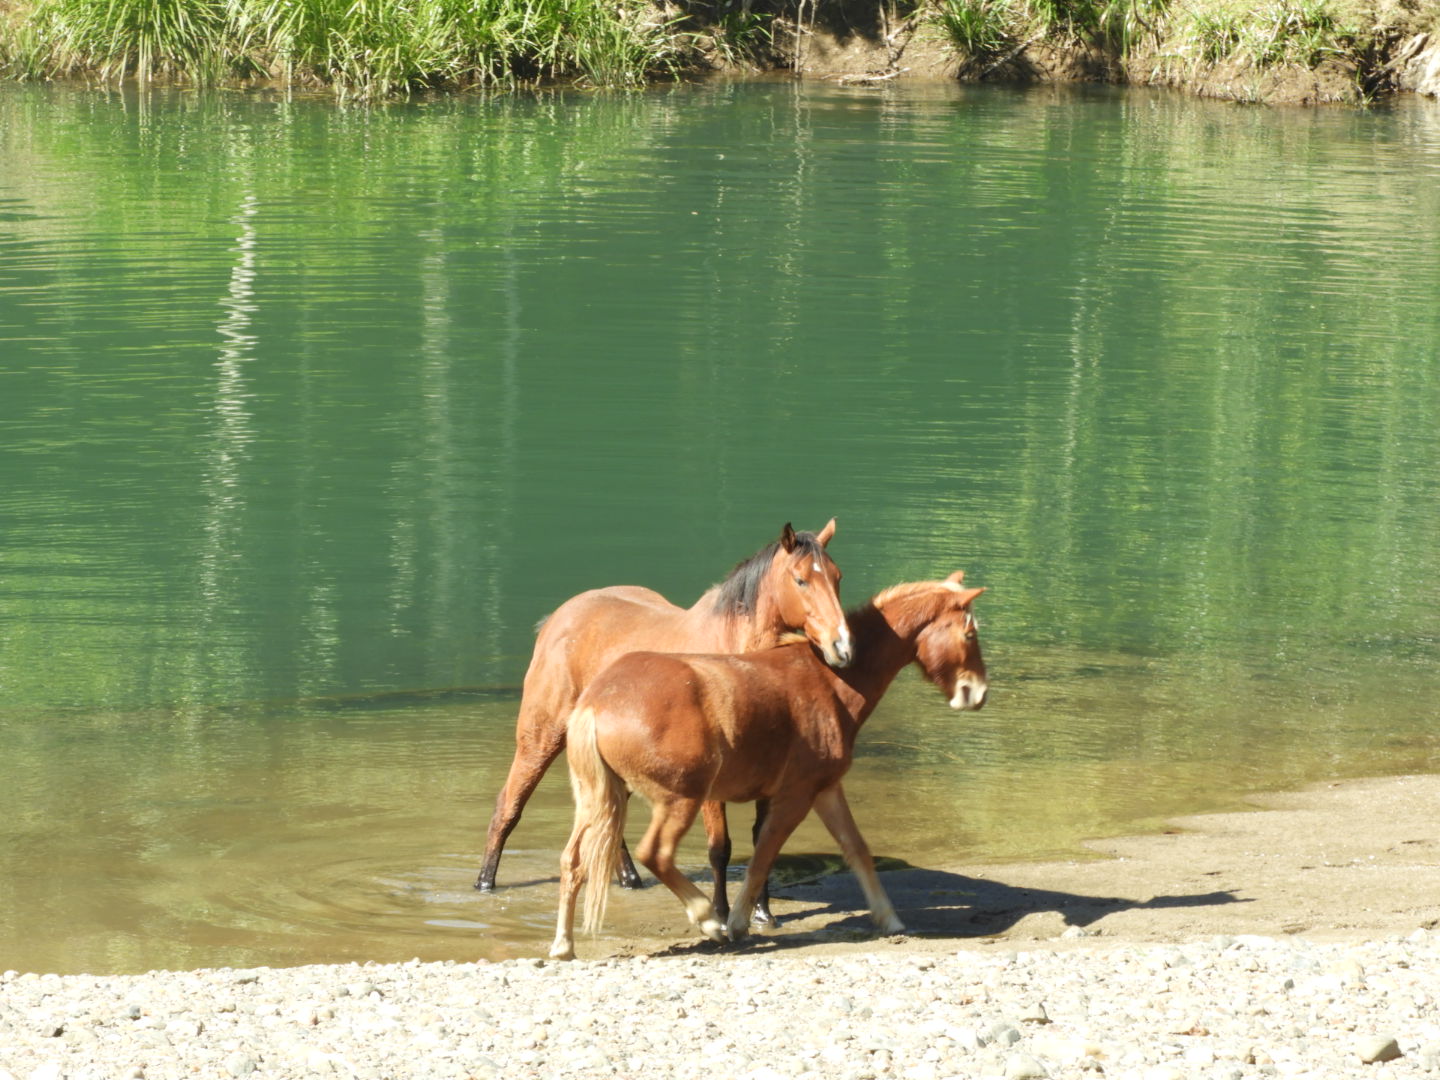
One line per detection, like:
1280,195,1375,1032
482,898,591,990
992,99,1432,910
825,631,854,669
950,678,987,710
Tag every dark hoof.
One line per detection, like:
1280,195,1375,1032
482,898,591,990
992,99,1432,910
474,877,495,892
752,907,778,927
617,873,645,890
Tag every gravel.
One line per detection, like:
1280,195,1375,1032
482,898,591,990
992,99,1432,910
5,931,1440,1079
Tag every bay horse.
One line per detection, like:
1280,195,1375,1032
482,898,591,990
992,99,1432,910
549,571,987,960
475,521,853,893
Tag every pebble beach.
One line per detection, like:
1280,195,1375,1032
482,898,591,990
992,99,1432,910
6,930,1440,1080
9,774,1440,1080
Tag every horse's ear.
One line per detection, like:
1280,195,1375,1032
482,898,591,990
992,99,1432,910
816,518,837,547
780,523,798,553
956,587,986,607
946,570,966,585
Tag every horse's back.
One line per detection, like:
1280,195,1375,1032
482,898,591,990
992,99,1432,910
585,647,816,803
524,586,684,697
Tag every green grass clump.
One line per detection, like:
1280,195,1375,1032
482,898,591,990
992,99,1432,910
1094,0,1167,55
934,0,1013,58
21,0,233,83
706,7,773,68
934,0,1168,59
1181,0,1368,69
5,0,681,95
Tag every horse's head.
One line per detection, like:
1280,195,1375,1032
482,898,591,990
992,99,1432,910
914,570,988,710
770,518,853,668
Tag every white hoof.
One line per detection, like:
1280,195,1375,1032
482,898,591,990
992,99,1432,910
548,940,576,961
698,916,728,943
877,915,905,936
725,912,751,942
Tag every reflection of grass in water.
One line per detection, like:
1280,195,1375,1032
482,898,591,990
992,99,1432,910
764,853,914,887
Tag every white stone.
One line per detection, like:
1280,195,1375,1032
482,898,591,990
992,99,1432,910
1004,1053,1048,1079
1355,1035,1402,1064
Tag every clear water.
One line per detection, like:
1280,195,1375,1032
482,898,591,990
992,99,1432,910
3,79,1439,973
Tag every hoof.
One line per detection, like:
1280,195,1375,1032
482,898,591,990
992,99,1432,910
473,878,494,892
752,906,777,928
617,871,644,890
698,916,728,943
877,916,906,936
548,942,576,961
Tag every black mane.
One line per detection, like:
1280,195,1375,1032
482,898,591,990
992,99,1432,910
710,531,826,618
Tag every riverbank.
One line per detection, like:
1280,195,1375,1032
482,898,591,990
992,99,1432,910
6,934,1440,1079
1,0,1438,103
5,774,1440,1078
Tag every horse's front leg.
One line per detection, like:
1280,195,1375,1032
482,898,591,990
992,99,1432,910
701,800,732,921
726,793,811,942
811,784,904,935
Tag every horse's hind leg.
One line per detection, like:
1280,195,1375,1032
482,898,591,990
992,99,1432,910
549,814,588,960
477,702,644,892
477,701,566,890
635,796,726,943
812,784,904,935
701,800,732,921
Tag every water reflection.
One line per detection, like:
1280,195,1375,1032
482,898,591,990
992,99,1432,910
1,81,1439,973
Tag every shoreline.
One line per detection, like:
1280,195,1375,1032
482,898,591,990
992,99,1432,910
5,774,1440,1078
3,0,1439,105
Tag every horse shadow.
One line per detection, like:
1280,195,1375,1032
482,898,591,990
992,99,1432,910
802,862,1241,938
647,856,1248,958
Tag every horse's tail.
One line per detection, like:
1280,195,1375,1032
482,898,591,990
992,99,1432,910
566,704,628,936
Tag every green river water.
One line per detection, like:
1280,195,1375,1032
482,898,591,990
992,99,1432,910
2,79,1439,974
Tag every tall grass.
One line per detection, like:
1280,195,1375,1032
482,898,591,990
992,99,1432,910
20,0,234,83
1094,0,1167,55
705,7,773,69
5,0,680,95
934,0,1012,59
935,0,1168,60
1180,0,1368,68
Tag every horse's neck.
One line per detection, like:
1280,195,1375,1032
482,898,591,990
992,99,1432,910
679,587,770,652
834,594,936,716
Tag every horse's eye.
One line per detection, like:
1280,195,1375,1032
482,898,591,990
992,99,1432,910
794,577,808,588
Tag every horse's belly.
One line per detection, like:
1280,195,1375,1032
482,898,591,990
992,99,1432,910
706,756,785,805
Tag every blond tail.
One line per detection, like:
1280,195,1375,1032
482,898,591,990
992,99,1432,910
566,705,628,936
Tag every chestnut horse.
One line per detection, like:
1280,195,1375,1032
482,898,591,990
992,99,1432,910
549,572,987,960
475,521,853,893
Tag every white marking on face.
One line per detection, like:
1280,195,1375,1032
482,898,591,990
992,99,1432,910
950,676,986,710
813,562,823,573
